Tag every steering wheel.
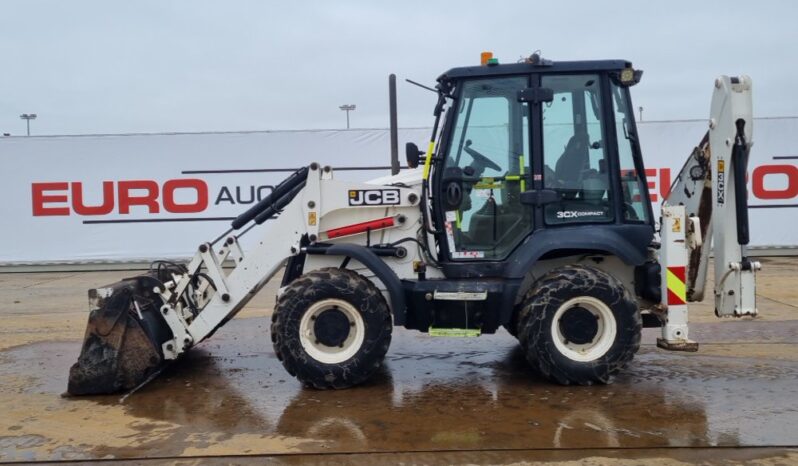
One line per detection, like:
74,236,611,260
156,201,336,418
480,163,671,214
463,140,501,172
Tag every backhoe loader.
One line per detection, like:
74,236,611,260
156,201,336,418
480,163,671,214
68,53,758,394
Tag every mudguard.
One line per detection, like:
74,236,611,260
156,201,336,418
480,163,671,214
321,244,408,326
504,224,652,278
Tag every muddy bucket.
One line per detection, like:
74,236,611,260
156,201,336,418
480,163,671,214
67,274,173,395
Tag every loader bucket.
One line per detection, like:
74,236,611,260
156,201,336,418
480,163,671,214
67,274,173,395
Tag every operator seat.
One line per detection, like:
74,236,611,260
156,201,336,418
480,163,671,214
554,134,589,198
544,134,612,223
581,171,608,204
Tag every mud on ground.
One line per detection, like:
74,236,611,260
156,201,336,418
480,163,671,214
1,258,797,464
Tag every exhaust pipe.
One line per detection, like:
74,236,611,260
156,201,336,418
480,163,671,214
389,74,400,175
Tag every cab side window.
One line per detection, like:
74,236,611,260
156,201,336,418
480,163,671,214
612,82,650,223
542,74,614,224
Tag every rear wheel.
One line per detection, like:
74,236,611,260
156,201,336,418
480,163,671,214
271,268,392,389
516,265,641,385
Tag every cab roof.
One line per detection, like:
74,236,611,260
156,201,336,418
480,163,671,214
438,59,633,83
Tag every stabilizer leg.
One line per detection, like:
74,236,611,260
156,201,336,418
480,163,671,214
657,206,699,353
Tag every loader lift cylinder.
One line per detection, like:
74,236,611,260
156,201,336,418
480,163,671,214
253,182,306,225
231,165,309,229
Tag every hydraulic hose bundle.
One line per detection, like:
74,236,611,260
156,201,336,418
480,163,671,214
232,166,309,229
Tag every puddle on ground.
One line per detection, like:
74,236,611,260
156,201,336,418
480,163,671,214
2,318,798,461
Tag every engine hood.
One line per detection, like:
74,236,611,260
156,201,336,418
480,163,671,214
366,167,424,188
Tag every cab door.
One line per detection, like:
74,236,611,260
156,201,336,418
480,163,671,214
437,76,531,260
540,74,615,225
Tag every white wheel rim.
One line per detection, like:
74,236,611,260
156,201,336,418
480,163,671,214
551,296,616,362
299,298,365,364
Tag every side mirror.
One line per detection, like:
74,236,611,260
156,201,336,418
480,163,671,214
441,167,464,211
405,142,425,169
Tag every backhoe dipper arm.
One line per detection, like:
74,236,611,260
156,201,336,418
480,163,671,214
659,76,758,349
705,76,759,317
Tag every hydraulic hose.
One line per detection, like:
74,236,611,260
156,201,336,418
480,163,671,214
732,119,750,246
230,166,309,230
253,182,305,224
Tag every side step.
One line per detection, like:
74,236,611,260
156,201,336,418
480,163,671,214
428,327,481,338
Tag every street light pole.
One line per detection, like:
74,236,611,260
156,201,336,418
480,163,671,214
20,113,37,136
339,104,356,129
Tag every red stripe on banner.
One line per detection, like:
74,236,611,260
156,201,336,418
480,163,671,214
325,216,395,239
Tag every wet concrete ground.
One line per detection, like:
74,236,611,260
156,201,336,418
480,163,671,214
1,258,798,464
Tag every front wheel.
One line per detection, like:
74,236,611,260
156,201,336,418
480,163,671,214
271,268,392,389
516,265,641,385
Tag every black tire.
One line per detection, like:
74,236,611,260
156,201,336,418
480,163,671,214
516,265,641,385
271,268,392,389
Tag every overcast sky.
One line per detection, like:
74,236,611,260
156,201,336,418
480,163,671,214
1,1,796,136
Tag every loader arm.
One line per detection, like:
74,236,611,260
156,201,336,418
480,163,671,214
657,75,759,351
68,163,421,394
155,164,420,360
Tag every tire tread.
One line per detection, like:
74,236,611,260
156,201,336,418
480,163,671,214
271,267,392,389
516,264,641,386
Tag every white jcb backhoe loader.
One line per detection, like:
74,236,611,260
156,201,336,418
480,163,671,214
68,53,758,394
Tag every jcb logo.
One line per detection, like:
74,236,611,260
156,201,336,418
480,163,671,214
348,189,400,206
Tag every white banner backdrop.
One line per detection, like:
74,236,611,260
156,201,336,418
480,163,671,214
1,118,796,264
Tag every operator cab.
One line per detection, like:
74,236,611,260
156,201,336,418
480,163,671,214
419,54,654,271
